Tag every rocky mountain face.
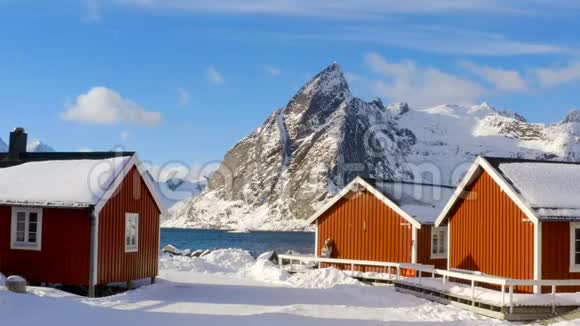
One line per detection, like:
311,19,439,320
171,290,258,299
165,63,580,230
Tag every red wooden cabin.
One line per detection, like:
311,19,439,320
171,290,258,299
0,128,165,296
435,156,580,293
306,176,454,271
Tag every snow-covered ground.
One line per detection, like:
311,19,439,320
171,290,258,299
0,249,577,325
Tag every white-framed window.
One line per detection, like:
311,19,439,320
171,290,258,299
570,222,580,272
125,213,139,253
431,226,447,259
10,207,43,251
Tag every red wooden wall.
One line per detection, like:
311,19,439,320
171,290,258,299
97,166,160,284
447,170,534,292
0,206,91,285
316,190,443,272
417,226,447,269
541,222,580,293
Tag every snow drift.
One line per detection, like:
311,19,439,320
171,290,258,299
287,267,362,289
159,248,362,289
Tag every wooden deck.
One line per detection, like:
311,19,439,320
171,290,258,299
394,280,578,321
279,254,580,322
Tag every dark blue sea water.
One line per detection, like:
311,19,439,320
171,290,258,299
160,228,314,257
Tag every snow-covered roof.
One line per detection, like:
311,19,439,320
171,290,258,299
495,160,580,220
0,157,131,207
368,180,455,224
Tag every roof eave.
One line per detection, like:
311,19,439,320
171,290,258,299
0,201,93,209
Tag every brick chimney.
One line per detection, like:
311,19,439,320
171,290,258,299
7,127,27,161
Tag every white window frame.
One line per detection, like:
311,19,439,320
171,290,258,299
570,222,580,273
125,213,139,253
10,207,43,251
430,226,447,259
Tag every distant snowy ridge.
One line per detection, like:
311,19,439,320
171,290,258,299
0,138,55,153
157,177,207,219
27,139,55,152
165,63,580,231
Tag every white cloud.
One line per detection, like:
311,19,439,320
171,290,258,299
265,65,281,76
344,72,362,83
177,87,191,105
62,86,162,126
116,0,562,17
364,52,416,80
120,131,129,141
97,2,576,57
262,25,572,57
206,66,225,85
532,61,580,88
460,61,528,92
82,0,102,22
101,2,578,56
365,52,486,108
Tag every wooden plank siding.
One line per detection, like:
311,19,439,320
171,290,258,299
447,170,535,293
541,222,580,293
316,189,430,273
97,166,160,284
0,206,91,285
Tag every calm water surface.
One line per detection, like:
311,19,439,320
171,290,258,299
160,228,314,256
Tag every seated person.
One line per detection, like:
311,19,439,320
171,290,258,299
320,238,333,258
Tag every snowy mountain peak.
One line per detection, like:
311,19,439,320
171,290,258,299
371,97,385,110
282,63,351,141
27,139,55,153
0,138,7,152
562,109,580,124
168,62,416,230
421,104,467,118
386,102,410,116
469,102,495,115
299,62,349,98
410,102,527,123
479,101,492,109
467,102,526,122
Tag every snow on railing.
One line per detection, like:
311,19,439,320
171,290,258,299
278,254,580,314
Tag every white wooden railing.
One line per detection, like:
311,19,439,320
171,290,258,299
278,254,430,277
278,254,580,314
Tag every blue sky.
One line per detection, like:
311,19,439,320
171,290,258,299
1,1,580,169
